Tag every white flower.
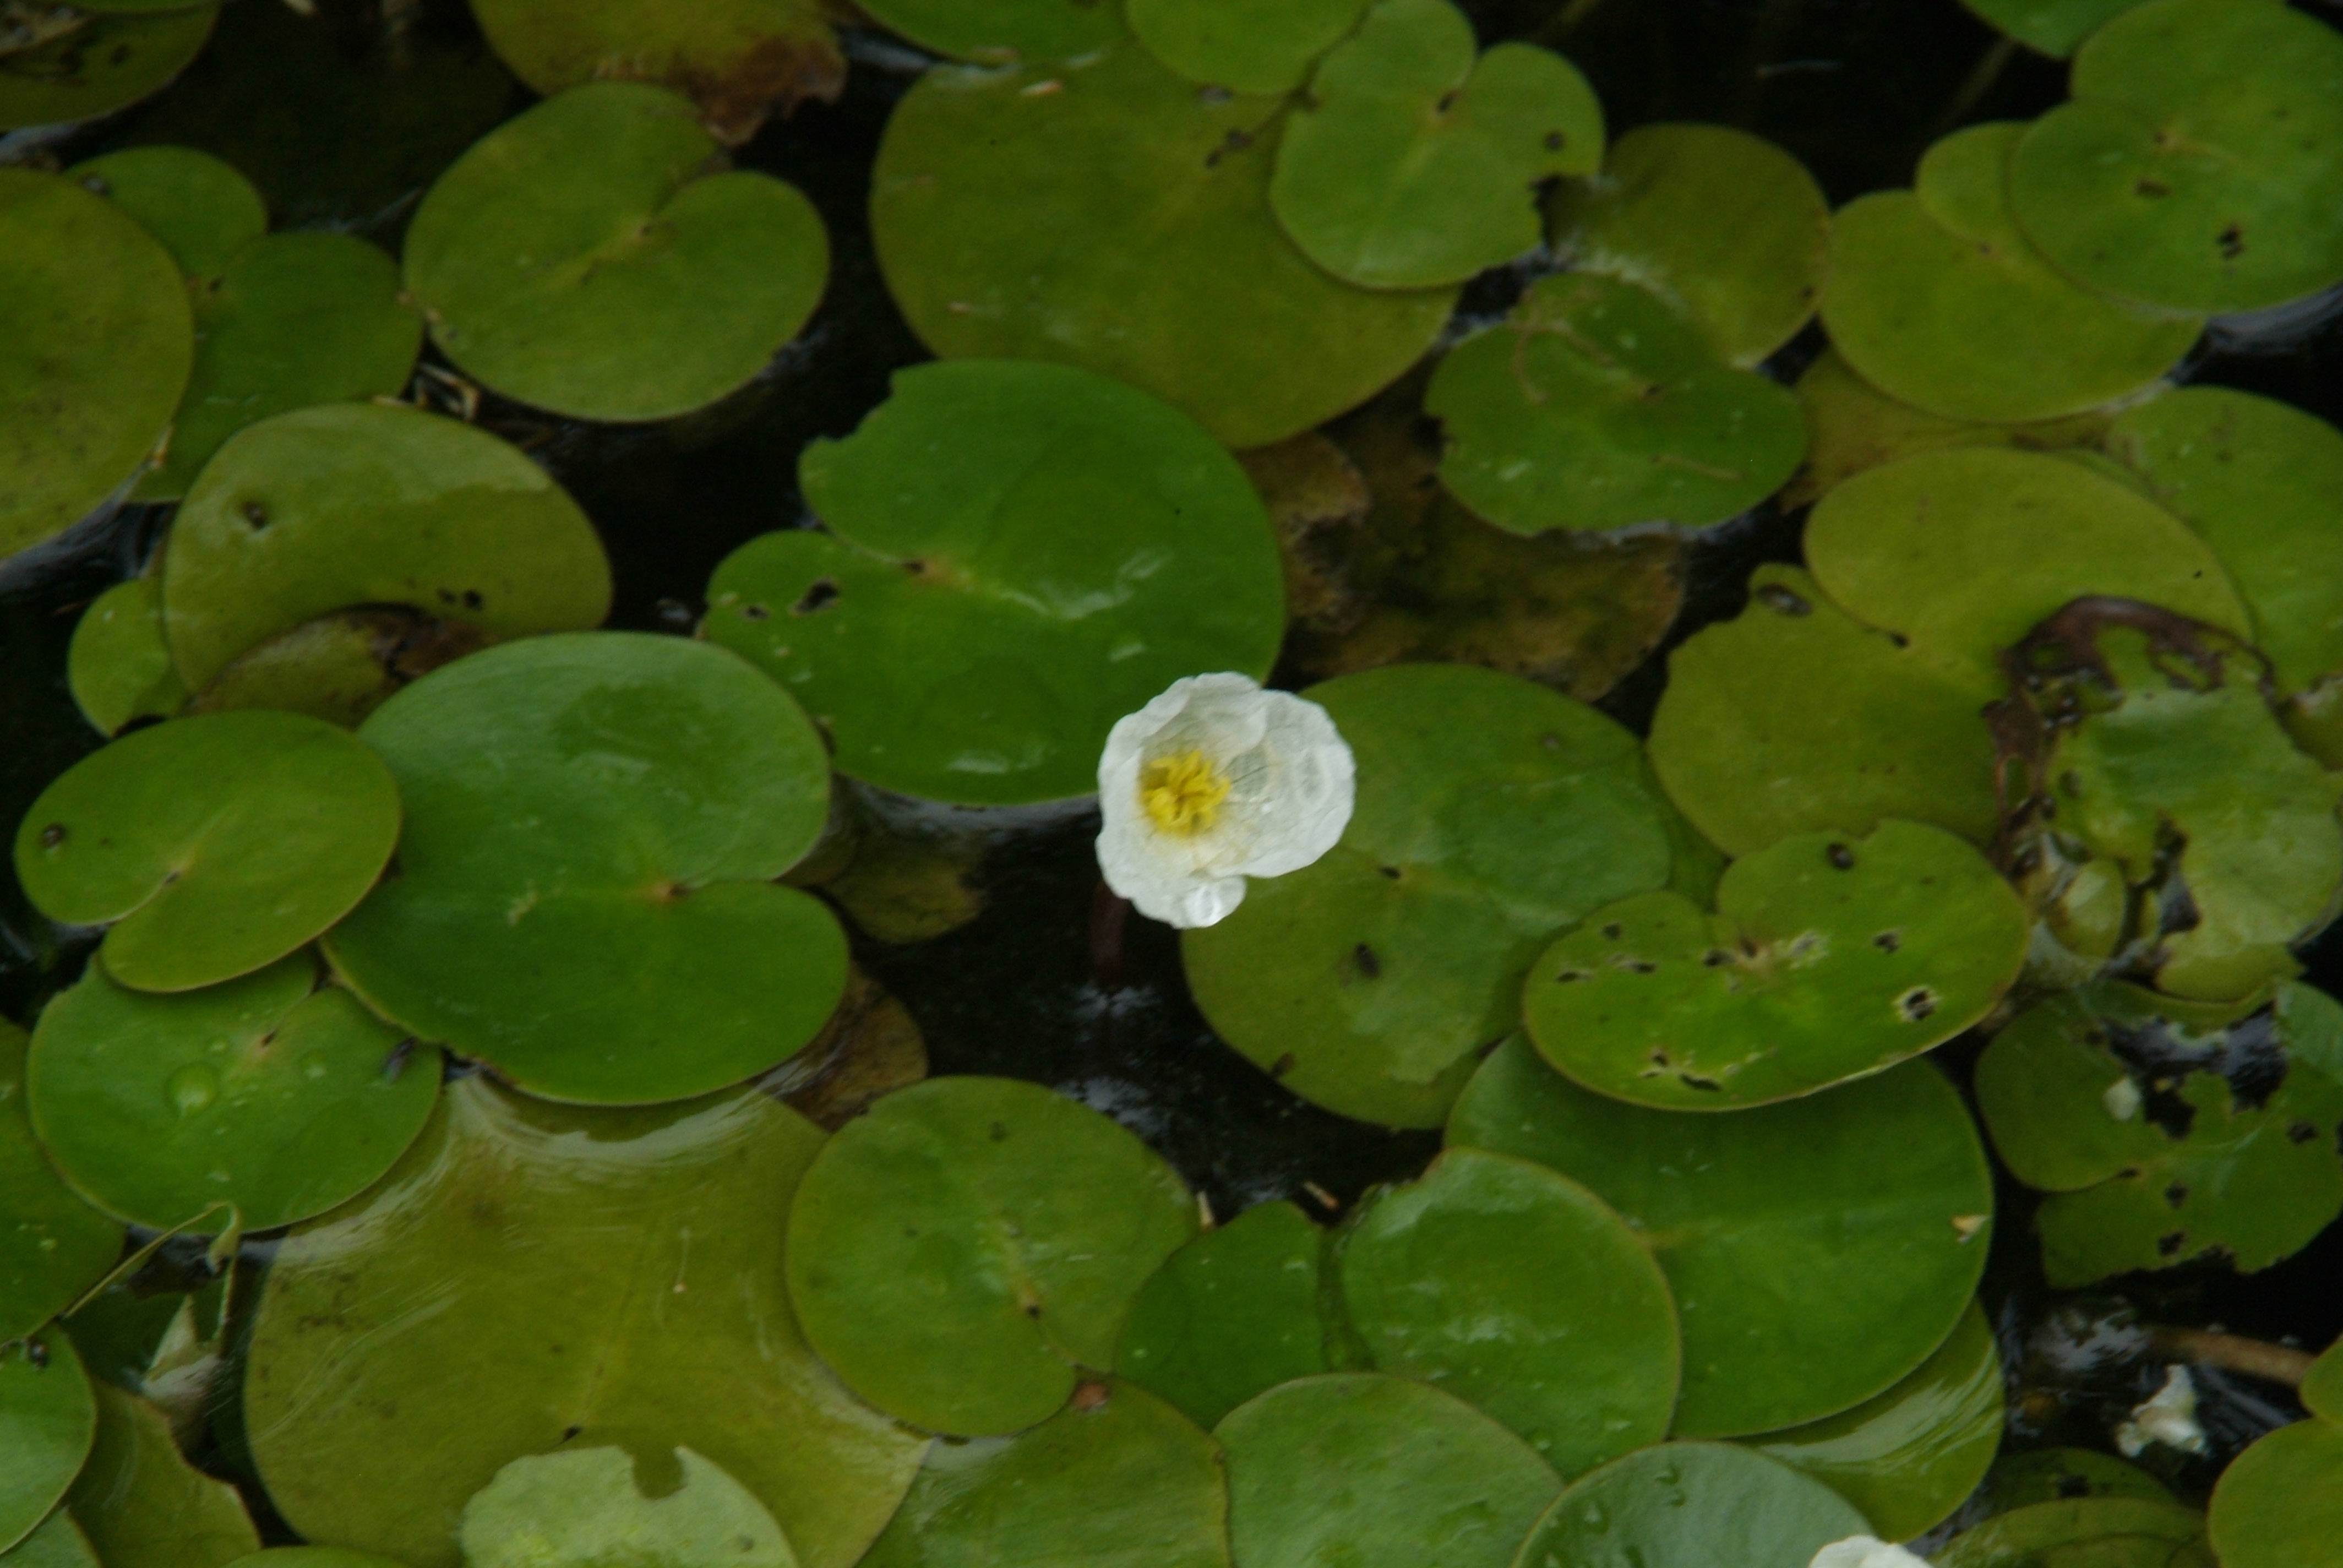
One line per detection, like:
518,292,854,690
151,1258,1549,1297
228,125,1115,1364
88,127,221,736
1096,673,1354,929
1811,1537,1931,1568
2116,1364,2209,1457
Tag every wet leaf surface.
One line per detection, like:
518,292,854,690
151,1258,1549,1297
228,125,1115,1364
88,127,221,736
0,1331,95,1555
1511,1441,1872,1568
1115,1200,1331,1431
1936,1496,2211,1568
0,1023,121,1345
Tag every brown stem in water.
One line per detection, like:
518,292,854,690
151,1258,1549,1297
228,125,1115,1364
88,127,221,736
2148,1326,2317,1388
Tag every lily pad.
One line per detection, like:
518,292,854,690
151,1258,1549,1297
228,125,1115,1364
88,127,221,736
27,955,437,1233
1645,564,2002,856
325,632,846,1106
67,146,265,280
1181,663,1709,1129
1511,1442,1872,1568
1427,271,1808,534
186,609,490,729
1524,821,2030,1109
466,0,844,143
67,577,187,737
0,1332,94,1555
1937,1498,2211,1568
1450,1038,1994,1436
1338,1146,1679,1474
13,709,401,994
852,0,1123,63
862,1381,1230,1568
1549,122,1830,368
1115,1200,1331,1430
704,360,1285,805
2309,1340,2343,1422
1740,1300,2003,1542
786,1075,1198,1436
0,7,219,133
1216,1373,1559,1568
1973,981,2343,1284
1960,0,2152,57
162,401,611,691
1979,1449,2175,1513
2008,0,2343,314
0,1513,97,1568
0,1023,121,1346
69,1382,259,1568
870,42,1457,449
244,1074,926,1568
1270,0,1601,288
0,168,191,560
461,1447,795,1568
404,81,828,423
1126,0,1365,93
2207,1418,2343,1568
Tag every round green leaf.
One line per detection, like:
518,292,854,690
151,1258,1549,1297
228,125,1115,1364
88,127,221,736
0,7,218,134
786,1076,1198,1436
1427,272,1807,534
1647,564,2002,857
1450,1039,1994,1436
405,81,829,422
1269,0,1600,288
1126,0,1365,94
1511,1442,1871,1568
245,1074,923,1568
1338,1146,1679,1476
854,0,1121,62
69,1382,259,1568
66,147,265,281
1959,0,2153,57
1938,1498,2211,1568
1822,122,2200,422
462,1447,795,1568
862,1380,1230,1568
705,360,1284,805
1979,1449,2176,1513
1802,448,2249,698
138,231,422,502
1181,663,1706,1129
1115,1200,1331,1431
2,1512,99,1568
67,577,187,738
2209,1419,2343,1568
2307,1341,2343,1423
1974,982,2343,1285
27,956,437,1233
13,709,401,993
1525,821,2029,1109
1217,1372,1560,1568
0,168,191,559
870,41,1456,449
2008,0,2343,314
0,1023,119,1346
0,1332,95,1556
162,401,611,692
1740,1300,2003,1542
325,632,844,1106
1549,122,1829,368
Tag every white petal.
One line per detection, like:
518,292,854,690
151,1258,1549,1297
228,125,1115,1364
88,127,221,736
2117,1365,2209,1457
1810,1537,1931,1568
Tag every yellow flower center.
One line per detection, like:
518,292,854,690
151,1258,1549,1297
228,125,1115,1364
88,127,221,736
1140,750,1232,837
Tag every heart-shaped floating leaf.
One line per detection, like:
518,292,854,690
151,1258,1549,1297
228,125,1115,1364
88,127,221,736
405,81,828,422
325,632,844,1106
787,1076,1198,1436
1937,1498,2212,1568
244,1074,925,1568
1450,1039,1993,1436
1427,272,1807,534
1338,1146,1679,1476
1739,1300,2003,1543
2209,1419,2343,1568
1183,663,1712,1129
1127,0,1365,93
67,577,187,738
0,169,191,560
1217,1373,1559,1568
28,956,437,1233
1647,563,2002,857
1525,821,2029,1109
1960,0,2152,57
1269,0,1600,288
1513,1442,1872,1568
461,1448,796,1568
854,0,1123,62
0,1331,95,1555
705,360,1286,805
163,401,611,692
466,0,845,144
1549,122,1829,368
870,42,1456,449
68,146,265,281
1974,981,2343,1284
0,7,219,134
1822,122,2200,422
0,1025,121,1346
70,1382,260,1568
1115,1200,1331,1431
14,710,400,993
2009,0,2343,314
862,1381,1230,1568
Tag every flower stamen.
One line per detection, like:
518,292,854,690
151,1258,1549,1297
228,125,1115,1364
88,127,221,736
1140,750,1232,837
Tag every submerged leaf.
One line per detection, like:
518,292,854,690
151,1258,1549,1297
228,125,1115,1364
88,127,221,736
460,1447,796,1568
